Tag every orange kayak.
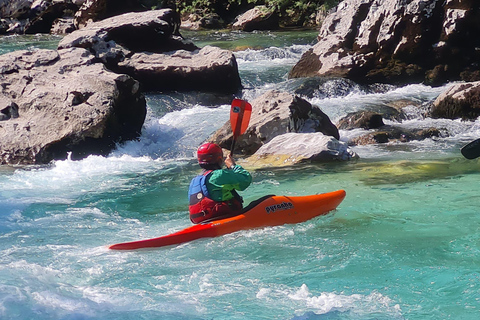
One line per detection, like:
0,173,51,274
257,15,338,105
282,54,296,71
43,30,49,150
109,189,346,250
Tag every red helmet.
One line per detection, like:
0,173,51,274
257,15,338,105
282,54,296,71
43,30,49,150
197,143,223,165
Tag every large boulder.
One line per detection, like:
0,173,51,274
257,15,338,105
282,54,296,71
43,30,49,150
430,81,480,120
58,9,195,56
210,90,340,155
59,9,242,93
232,6,279,32
245,132,358,167
117,46,242,93
289,0,480,86
0,48,146,165
74,0,146,29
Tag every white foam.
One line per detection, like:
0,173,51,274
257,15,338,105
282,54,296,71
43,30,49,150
236,44,310,67
257,284,402,317
309,83,450,123
113,104,230,159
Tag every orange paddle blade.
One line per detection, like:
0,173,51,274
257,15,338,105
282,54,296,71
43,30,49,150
230,99,252,138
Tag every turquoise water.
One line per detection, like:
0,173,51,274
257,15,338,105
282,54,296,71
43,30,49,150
1,31,480,319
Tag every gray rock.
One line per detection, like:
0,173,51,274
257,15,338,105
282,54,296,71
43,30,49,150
117,46,242,93
430,81,480,120
58,9,241,93
74,0,146,29
50,17,76,34
245,132,358,167
0,0,31,19
25,1,79,34
232,6,279,32
0,101,19,121
0,47,146,165
210,90,339,155
337,111,385,130
290,0,480,86
59,9,196,55
349,126,440,145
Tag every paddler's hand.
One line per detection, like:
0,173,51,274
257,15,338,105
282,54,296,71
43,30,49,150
225,154,236,169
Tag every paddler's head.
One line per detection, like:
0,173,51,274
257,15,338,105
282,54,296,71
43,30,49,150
197,142,223,170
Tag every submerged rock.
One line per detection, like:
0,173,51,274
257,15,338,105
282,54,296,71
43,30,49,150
338,110,441,146
349,126,441,145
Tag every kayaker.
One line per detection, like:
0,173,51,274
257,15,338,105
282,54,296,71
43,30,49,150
188,142,252,224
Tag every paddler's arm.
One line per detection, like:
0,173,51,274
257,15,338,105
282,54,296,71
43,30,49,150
227,164,252,190
223,154,252,191
206,156,252,200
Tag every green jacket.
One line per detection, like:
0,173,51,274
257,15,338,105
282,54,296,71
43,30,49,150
205,165,252,202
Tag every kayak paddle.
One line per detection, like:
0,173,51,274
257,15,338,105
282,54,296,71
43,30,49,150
230,99,252,156
461,138,480,159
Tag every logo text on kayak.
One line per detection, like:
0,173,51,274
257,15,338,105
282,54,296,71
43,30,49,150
265,202,294,214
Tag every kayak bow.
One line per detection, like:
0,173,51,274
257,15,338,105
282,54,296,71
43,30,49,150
109,189,346,250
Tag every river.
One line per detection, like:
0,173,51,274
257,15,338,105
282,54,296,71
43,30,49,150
0,30,479,320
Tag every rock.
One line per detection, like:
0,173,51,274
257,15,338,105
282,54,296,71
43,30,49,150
289,0,480,86
0,18,27,34
181,12,225,30
337,107,442,145
59,9,242,93
180,13,203,30
59,9,196,55
51,17,76,34
74,0,147,29
245,132,358,167
0,101,19,121
0,48,146,165
199,13,224,29
349,125,441,146
117,45,242,93
232,6,279,32
430,81,480,120
337,111,384,130
0,18,9,33
0,0,31,19
25,2,79,34
210,90,339,155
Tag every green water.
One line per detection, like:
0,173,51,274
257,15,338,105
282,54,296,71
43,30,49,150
1,30,480,319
